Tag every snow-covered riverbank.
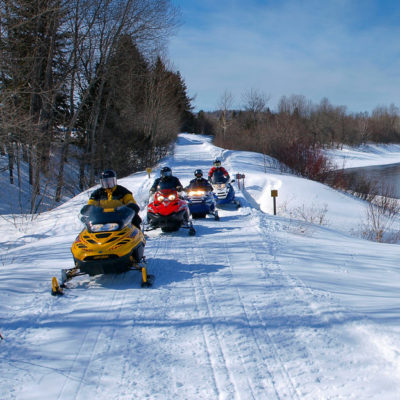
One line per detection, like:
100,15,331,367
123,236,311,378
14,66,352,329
326,143,400,169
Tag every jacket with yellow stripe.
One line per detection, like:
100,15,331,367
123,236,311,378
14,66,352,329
88,185,139,214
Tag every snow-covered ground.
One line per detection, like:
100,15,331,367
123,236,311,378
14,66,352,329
1,134,400,399
325,143,400,169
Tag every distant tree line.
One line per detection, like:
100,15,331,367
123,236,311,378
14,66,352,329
200,91,400,183
0,0,195,212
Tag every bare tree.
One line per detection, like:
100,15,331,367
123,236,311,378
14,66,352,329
355,112,370,144
217,90,234,142
139,57,180,161
277,94,312,118
242,88,270,124
361,183,400,243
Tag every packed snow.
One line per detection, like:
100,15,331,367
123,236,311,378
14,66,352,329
1,134,400,400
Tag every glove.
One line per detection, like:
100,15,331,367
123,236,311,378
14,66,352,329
127,203,140,214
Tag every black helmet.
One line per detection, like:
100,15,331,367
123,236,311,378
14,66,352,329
213,158,221,167
160,166,172,178
100,169,117,189
194,169,203,178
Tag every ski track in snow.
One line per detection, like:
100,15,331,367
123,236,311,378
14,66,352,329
186,208,313,400
2,134,400,399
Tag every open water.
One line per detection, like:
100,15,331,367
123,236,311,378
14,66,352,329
342,163,400,199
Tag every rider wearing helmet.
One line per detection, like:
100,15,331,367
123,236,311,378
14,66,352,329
149,166,183,194
208,158,230,181
186,169,213,192
88,169,142,228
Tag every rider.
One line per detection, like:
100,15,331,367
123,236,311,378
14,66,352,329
88,169,142,228
186,169,213,192
149,166,183,194
208,158,230,182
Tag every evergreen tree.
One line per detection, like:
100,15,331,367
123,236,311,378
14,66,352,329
100,35,150,175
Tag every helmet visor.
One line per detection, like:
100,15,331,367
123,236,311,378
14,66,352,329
101,177,117,188
213,161,221,167
162,170,172,177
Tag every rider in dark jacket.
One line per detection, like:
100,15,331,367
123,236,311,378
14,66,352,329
186,169,213,192
149,167,183,194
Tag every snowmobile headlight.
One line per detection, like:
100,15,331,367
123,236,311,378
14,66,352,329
90,223,119,232
168,194,176,201
157,195,165,202
189,190,205,196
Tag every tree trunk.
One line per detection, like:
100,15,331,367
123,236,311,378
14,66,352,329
16,142,22,210
79,156,86,192
28,144,33,186
55,139,69,202
6,142,14,184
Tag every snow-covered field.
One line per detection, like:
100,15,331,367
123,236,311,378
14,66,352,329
325,143,400,169
1,134,400,399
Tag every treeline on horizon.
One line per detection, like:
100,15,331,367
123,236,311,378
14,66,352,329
194,91,400,184
0,0,197,212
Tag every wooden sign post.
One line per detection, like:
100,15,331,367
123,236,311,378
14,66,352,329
271,189,278,215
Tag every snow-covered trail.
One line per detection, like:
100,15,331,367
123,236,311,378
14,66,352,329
1,134,400,399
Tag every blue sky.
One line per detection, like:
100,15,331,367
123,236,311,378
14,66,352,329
168,0,400,113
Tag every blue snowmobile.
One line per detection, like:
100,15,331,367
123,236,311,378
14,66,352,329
209,169,240,208
185,170,220,220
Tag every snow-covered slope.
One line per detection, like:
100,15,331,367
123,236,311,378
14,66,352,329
0,144,83,215
1,134,400,399
325,143,400,169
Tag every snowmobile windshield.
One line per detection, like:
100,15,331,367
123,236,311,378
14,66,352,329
188,181,211,192
210,169,229,184
80,205,134,232
157,180,178,191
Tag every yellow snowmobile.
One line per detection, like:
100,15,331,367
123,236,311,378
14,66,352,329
52,205,153,295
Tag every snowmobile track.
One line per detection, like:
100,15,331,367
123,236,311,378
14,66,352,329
222,242,301,399
56,276,130,399
191,272,234,399
183,213,299,399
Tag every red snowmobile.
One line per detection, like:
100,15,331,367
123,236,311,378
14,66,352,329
146,182,195,235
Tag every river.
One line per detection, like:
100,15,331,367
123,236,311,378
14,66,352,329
342,163,400,198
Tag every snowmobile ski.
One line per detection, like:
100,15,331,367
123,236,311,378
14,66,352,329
51,261,153,295
51,276,64,296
